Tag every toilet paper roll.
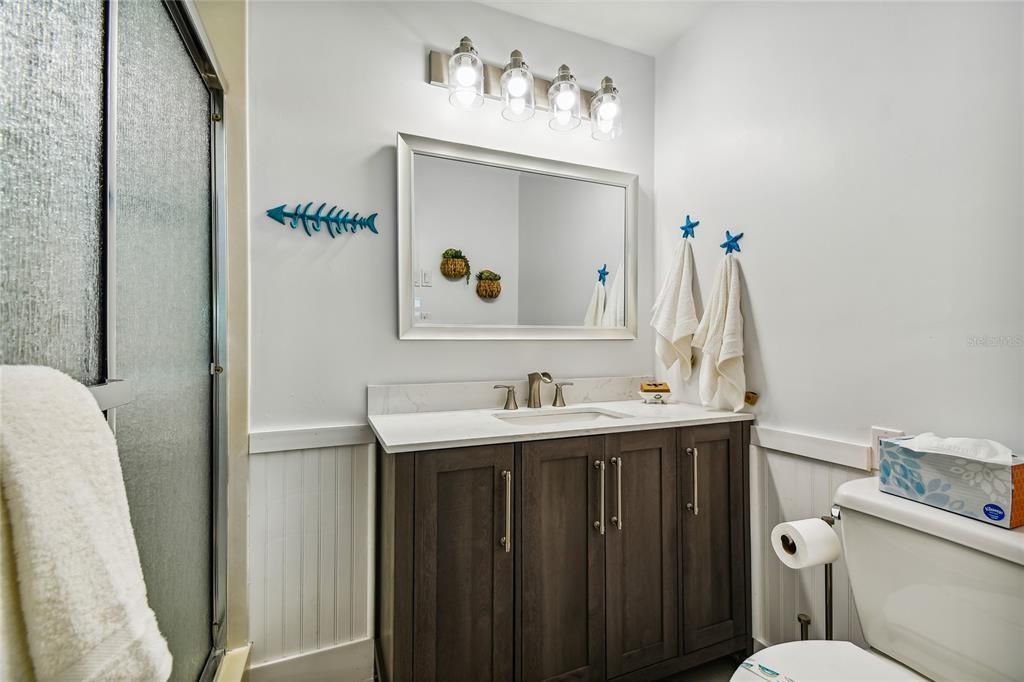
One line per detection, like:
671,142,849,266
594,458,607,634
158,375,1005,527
771,518,841,569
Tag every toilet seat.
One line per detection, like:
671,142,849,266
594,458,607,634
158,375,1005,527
730,641,926,681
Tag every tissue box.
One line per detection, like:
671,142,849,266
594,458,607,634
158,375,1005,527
879,437,1024,529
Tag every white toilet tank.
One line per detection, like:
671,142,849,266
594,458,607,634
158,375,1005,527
835,477,1024,682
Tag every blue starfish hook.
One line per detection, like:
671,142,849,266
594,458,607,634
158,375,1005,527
720,230,743,254
680,214,699,239
597,263,609,285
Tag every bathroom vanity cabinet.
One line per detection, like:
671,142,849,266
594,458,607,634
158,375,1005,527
377,422,751,682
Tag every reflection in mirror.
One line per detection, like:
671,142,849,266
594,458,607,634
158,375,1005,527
412,154,626,328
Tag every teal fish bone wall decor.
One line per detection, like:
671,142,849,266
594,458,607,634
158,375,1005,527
266,202,379,238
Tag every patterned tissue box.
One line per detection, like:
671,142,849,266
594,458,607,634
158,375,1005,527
879,436,1024,529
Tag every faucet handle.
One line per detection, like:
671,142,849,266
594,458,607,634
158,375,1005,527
494,384,518,411
552,382,574,407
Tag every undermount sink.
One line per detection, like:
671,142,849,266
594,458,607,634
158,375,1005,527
493,406,630,426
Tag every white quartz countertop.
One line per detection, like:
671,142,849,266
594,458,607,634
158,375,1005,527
368,399,755,454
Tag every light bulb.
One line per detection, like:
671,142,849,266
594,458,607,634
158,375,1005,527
455,64,476,87
598,100,619,120
555,108,571,126
555,89,576,111
509,97,526,115
506,74,528,98
454,89,477,108
598,117,614,133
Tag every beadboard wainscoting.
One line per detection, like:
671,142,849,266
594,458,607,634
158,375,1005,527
248,434,375,680
750,439,871,649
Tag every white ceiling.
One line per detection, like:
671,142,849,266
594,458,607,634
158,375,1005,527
478,1,708,57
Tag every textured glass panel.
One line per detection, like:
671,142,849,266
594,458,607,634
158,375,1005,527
0,0,105,383
114,2,212,680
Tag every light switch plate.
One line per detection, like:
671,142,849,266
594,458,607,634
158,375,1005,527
871,426,904,470
422,269,432,287
413,268,421,286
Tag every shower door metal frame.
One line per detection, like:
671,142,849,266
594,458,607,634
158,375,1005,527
100,1,228,679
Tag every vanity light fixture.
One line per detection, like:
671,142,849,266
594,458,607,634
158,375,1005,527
500,50,535,121
431,47,623,139
548,64,581,131
448,36,484,109
590,76,622,141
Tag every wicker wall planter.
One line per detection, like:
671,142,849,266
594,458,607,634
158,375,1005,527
475,270,502,300
439,249,471,283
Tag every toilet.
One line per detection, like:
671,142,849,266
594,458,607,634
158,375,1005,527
732,477,1024,682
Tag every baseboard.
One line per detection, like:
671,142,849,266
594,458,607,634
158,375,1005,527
248,638,373,682
213,643,251,682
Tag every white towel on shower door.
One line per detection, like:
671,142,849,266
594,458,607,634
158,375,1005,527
583,280,607,327
0,366,172,682
650,240,698,378
692,255,746,411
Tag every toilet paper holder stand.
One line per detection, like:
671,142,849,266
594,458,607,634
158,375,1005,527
796,507,840,642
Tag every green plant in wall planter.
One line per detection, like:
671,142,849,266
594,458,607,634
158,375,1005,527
475,269,502,300
440,248,471,283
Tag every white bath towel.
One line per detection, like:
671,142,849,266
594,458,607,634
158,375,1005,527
650,240,699,377
583,280,607,327
692,255,746,411
601,261,625,328
0,366,172,681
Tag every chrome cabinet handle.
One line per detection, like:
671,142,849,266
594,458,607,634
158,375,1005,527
593,460,606,535
611,457,623,530
686,447,699,516
500,470,512,552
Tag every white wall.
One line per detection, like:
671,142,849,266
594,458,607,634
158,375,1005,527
654,1,1024,452
249,1,655,431
518,174,625,325
413,156,519,325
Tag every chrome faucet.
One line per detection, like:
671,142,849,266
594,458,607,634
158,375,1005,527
526,371,552,408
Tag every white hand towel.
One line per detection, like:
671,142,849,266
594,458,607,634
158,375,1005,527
0,366,172,681
650,240,698,377
601,261,625,328
583,280,607,327
692,255,746,411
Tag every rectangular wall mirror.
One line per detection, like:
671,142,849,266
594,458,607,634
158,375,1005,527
397,133,638,340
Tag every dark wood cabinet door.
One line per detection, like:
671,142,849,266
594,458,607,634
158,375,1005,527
413,445,515,681
520,436,606,682
605,429,680,678
679,422,748,653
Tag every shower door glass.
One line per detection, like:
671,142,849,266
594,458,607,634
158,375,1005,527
3,1,220,679
0,0,106,381
113,2,213,680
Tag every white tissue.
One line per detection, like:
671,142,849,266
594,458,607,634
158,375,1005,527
897,432,1013,464
771,518,841,569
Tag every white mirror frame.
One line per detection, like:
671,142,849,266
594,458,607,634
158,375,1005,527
397,132,639,340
